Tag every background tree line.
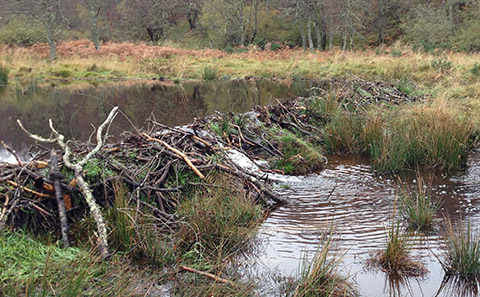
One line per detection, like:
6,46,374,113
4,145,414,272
1,0,480,56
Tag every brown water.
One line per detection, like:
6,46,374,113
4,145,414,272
255,154,480,297
0,79,319,162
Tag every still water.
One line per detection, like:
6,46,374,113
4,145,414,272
0,79,318,161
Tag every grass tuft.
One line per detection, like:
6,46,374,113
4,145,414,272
440,219,480,280
400,174,441,231
294,229,356,297
176,173,263,259
372,208,428,277
203,66,218,80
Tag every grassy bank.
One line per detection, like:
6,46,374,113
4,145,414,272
2,41,480,99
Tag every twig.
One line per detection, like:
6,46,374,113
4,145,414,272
141,132,205,179
180,265,235,286
1,141,22,166
6,180,54,199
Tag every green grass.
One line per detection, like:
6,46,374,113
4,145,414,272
203,66,218,80
294,229,356,297
400,176,440,231
440,220,480,279
273,131,325,175
0,65,8,87
0,231,146,296
107,180,175,267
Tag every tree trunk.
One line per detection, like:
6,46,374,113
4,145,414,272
87,1,101,50
250,0,259,44
321,19,327,51
187,11,198,30
314,20,322,50
307,17,314,51
46,22,56,60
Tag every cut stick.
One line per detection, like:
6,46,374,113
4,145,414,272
6,180,54,199
180,265,235,286
141,132,205,179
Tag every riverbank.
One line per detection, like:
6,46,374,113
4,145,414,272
2,40,480,96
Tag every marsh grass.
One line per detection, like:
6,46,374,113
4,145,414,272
294,230,356,297
324,103,473,172
108,180,175,267
176,173,263,258
400,175,441,231
372,208,427,277
439,219,480,280
203,66,218,80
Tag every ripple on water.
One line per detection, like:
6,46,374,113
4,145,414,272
255,154,480,297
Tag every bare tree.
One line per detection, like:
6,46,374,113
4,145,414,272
1,0,63,59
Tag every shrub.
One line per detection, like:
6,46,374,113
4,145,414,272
271,43,282,51
0,17,46,45
202,66,218,80
223,45,234,54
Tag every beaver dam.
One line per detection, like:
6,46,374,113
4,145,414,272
1,78,479,296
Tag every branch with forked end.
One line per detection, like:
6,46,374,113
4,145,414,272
17,107,119,258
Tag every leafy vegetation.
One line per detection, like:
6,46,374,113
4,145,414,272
0,65,8,87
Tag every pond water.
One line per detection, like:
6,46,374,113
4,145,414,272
0,79,320,162
1,79,479,296
254,153,480,297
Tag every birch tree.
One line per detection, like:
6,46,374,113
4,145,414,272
85,0,101,49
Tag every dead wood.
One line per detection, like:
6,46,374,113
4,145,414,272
50,151,70,247
180,265,235,286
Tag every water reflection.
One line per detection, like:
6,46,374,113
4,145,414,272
435,275,480,297
0,79,319,161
